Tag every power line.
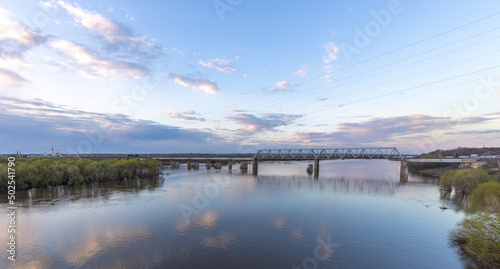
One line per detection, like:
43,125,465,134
193,11,500,118
271,47,500,113
245,33,500,113
296,64,500,120
301,73,500,126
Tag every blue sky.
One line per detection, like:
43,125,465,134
1,0,500,154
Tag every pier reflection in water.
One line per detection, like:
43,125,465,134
0,160,481,268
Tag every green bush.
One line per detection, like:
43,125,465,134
470,181,500,213
440,170,457,191
440,169,491,195
450,213,500,268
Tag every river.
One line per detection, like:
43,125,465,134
0,160,482,268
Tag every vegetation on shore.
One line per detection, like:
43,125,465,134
440,169,500,268
419,147,500,158
0,157,162,191
439,169,492,195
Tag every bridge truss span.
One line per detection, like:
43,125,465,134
254,147,401,160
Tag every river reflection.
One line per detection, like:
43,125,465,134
0,160,483,268
256,175,399,196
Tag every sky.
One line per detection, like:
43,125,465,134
1,0,500,154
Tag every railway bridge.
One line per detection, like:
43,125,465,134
156,148,481,181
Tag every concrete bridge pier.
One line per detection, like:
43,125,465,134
314,158,320,178
206,159,210,170
170,158,173,167
252,158,258,175
187,159,191,170
228,159,232,171
400,160,407,182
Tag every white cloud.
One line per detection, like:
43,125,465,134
40,1,58,10
293,65,308,78
169,73,219,94
58,1,121,37
322,42,340,63
57,1,162,55
276,81,289,88
0,12,47,61
165,110,205,122
0,67,28,86
0,7,10,15
322,65,335,82
50,40,148,80
199,58,237,73
265,80,295,93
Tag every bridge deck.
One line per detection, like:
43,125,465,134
156,157,254,161
405,158,463,163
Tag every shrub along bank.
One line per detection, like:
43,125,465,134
0,157,162,191
441,169,500,268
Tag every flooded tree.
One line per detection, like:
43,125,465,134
0,158,163,191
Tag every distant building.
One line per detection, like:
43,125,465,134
28,148,64,158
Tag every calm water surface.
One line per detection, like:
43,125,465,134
0,160,482,268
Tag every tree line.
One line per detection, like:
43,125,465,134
419,147,500,158
439,169,493,195
440,169,500,268
0,157,163,191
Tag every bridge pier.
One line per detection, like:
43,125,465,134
252,158,258,175
228,159,232,171
400,160,407,182
206,159,210,170
187,159,191,170
314,158,319,178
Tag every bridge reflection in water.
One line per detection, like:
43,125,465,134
256,176,399,196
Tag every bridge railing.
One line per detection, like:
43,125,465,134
254,148,401,160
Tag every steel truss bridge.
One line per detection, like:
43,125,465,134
254,147,401,160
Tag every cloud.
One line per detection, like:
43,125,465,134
199,58,237,74
0,12,48,61
57,1,162,57
165,110,206,122
0,67,28,86
322,42,340,63
295,114,491,145
276,81,289,88
169,73,219,94
0,97,228,153
50,40,149,80
293,65,308,78
224,112,302,135
445,129,500,135
265,81,295,93
316,97,327,101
